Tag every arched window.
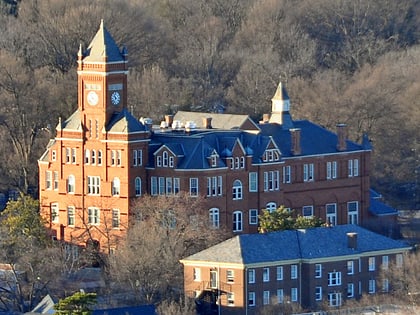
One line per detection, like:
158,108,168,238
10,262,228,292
85,149,90,164
209,208,220,229
163,151,168,167
67,175,75,193
233,211,243,232
112,177,120,196
232,180,243,200
91,150,96,165
135,177,141,196
266,202,277,213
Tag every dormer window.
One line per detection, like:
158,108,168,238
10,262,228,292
157,150,175,168
263,149,280,162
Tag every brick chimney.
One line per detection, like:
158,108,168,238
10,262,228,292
347,232,357,250
290,128,301,155
203,117,212,129
260,113,270,124
165,115,174,128
336,123,347,151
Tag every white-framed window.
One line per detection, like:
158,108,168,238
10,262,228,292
162,151,169,167
263,171,279,191
87,176,100,195
291,288,298,302
65,148,71,164
276,266,283,280
189,178,198,196
369,279,376,294
159,177,165,195
347,283,354,298
91,149,96,165
266,202,277,213
53,171,59,190
328,271,341,286
382,256,389,270
303,163,314,182
133,149,143,166
112,177,120,196
117,150,121,166
71,148,76,164
277,289,284,303
151,176,157,195
156,155,162,167
315,286,322,301
315,264,322,278
135,177,141,196
347,261,354,275
88,207,100,225
263,291,270,305
348,159,359,177
283,165,291,183
248,269,255,284
249,209,258,225
382,279,389,292
326,203,337,225
347,201,359,224
291,265,298,279
67,206,75,226
51,203,59,223
396,254,403,268
328,292,342,307
166,177,173,195
232,180,243,200
174,178,180,194
248,292,256,306
368,257,375,271
46,171,52,190
193,268,201,281
85,149,90,164
67,175,75,193
51,150,56,161
263,267,270,282
227,292,234,306
232,211,242,232
249,172,258,192
263,148,280,162
209,208,220,228
327,161,337,179
112,209,120,228
97,150,102,165
169,155,174,167
302,205,313,218
207,176,222,196
227,270,234,283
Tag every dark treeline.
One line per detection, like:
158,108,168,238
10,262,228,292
0,0,419,208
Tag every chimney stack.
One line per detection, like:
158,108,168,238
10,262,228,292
290,128,301,155
336,124,347,151
347,232,357,250
165,115,174,128
203,117,212,129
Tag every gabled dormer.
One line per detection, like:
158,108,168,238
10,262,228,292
208,149,220,168
262,137,281,162
269,82,294,129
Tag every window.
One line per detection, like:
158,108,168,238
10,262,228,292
112,177,120,196
234,156,245,169
51,150,56,161
276,266,283,280
263,268,270,282
156,156,162,167
46,171,52,190
87,176,100,195
328,292,342,307
266,202,277,213
327,161,337,179
190,178,198,196
166,177,172,195
382,279,389,292
227,293,234,306
382,256,389,270
263,148,280,162
249,209,258,225
347,283,354,298
232,211,242,232
232,180,243,200
133,149,143,166
302,205,313,218
368,257,375,271
67,206,75,226
209,208,219,228
326,203,337,225
248,269,255,284
67,175,75,193
162,151,169,167
174,178,180,194
71,148,76,164
291,288,298,302
112,209,120,228
315,264,322,278
65,148,71,163
91,149,96,164
53,171,59,190
193,268,201,281
277,289,284,303
303,163,314,182
369,279,376,293
283,165,291,183
151,177,157,195
51,203,59,223
348,159,359,177
249,172,258,192
291,265,298,279
396,254,403,268
97,150,102,165
347,261,354,275
227,270,234,283
315,286,322,301
85,149,90,164
263,291,270,305
135,177,141,196
263,171,279,191
207,176,222,196
328,271,341,286
88,207,100,225
347,201,359,224
248,292,256,306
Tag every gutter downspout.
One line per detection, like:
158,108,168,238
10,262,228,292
245,266,248,315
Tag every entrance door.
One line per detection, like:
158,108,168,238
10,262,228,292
210,270,218,289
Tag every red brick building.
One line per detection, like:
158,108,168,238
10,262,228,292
38,22,398,251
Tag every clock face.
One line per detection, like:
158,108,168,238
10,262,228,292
87,91,99,106
111,91,121,105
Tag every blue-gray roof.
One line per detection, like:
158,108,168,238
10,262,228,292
182,225,410,266
107,109,147,133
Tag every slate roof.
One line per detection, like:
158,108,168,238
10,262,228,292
369,198,399,216
173,111,258,130
181,225,411,266
106,109,147,133
59,110,83,131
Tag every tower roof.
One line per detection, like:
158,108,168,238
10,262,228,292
272,82,289,101
83,20,125,62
